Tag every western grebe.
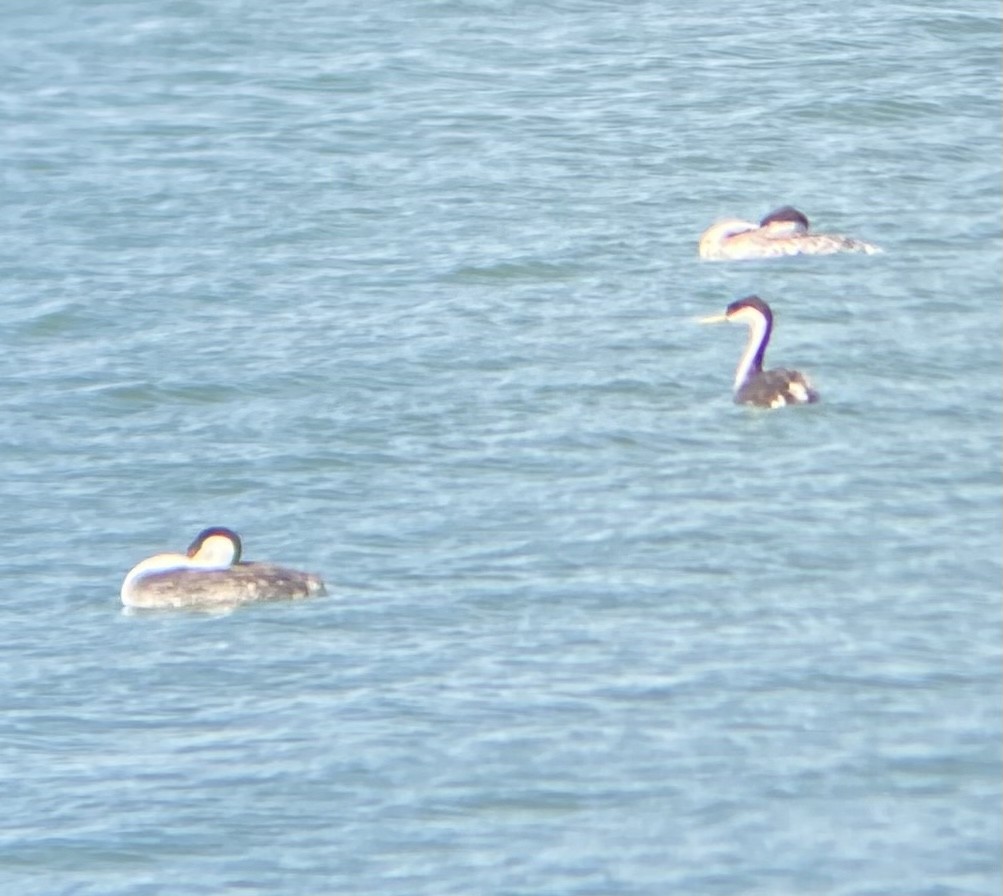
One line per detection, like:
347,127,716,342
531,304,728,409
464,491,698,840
121,526,326,609
699,295,819,408
698,206,881,260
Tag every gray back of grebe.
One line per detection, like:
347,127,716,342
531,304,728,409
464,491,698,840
123,562,326,610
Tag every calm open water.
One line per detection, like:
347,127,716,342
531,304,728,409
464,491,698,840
1,2,1000,894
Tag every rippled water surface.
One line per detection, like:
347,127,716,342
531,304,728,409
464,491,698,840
2,2,1000,894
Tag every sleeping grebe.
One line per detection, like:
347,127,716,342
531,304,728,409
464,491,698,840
121,526,326,609
698,206,881,260
699,295,819,408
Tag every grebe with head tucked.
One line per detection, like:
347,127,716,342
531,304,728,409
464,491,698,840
121,526,326,609
698,206,881,260
699,295,819,408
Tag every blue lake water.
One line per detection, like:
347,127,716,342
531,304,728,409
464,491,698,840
1,2,1000,894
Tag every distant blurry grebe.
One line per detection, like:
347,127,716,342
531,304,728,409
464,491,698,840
699,206,881,260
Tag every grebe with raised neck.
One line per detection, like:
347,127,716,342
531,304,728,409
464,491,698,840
698,206,880,260
121,526,326,609
699,295,819,408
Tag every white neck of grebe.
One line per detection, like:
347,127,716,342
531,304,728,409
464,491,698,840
699,219,758,258
120,538,237,601
121,552,187,600
733,310,770,392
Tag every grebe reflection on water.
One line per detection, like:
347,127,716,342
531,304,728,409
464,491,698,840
121,526,326,609
699,296,819,409
698,206,881,260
